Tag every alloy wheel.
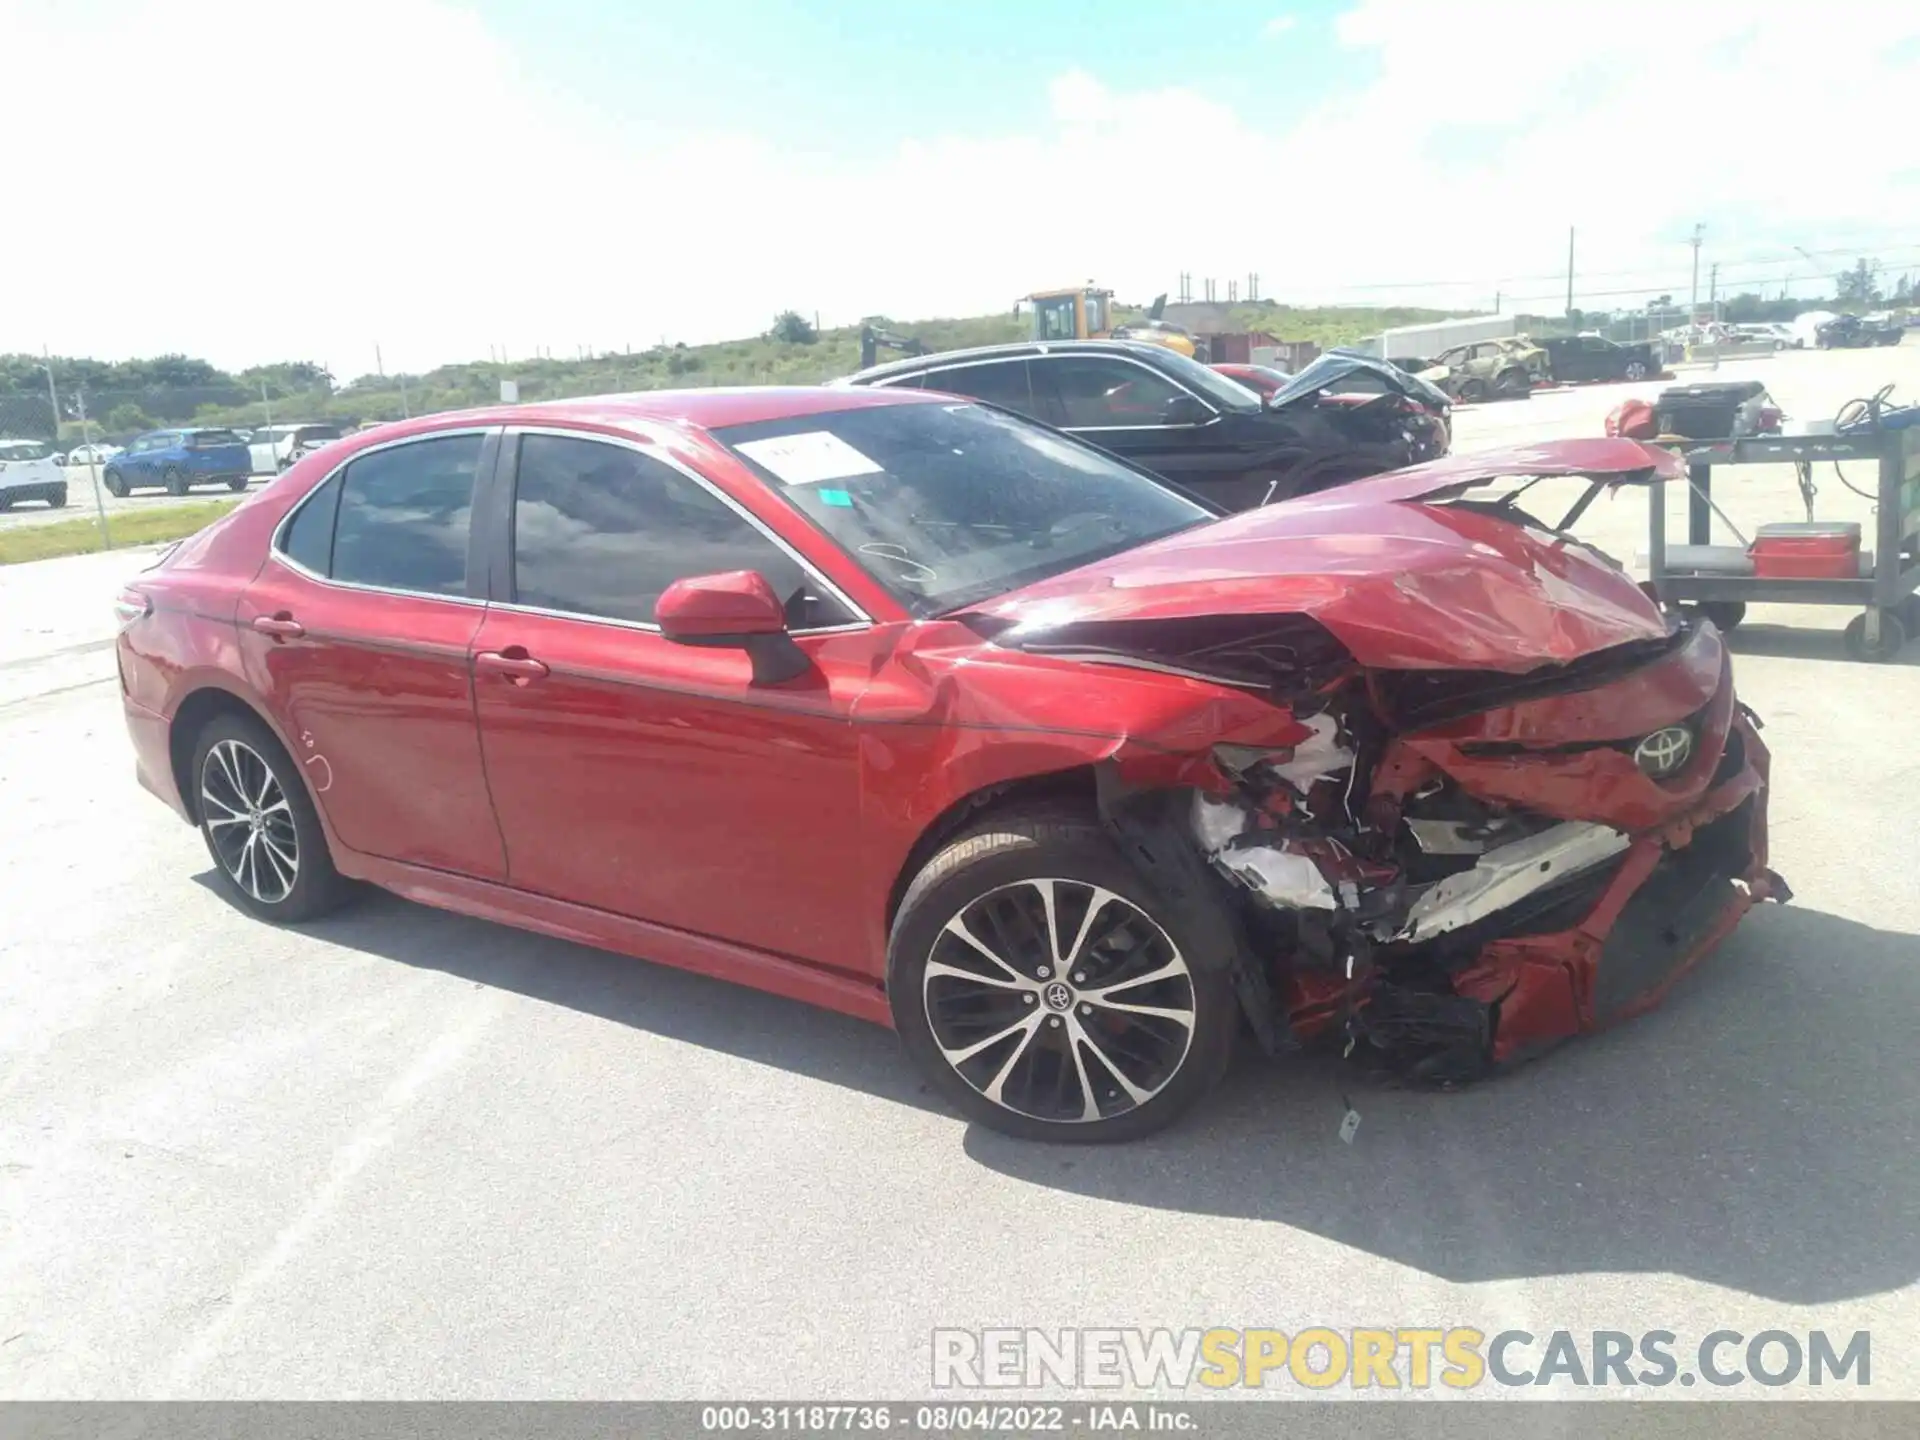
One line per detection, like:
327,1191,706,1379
921,878,1196,1125
200,738,300,904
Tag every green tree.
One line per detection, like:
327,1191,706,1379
105,403,154,436
768,310,818,345
1836,258,1883,306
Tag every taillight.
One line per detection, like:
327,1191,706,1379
112,588,152,631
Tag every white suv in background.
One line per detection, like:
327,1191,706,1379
248,422,345,475
0,439,68,511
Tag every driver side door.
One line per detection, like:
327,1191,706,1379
467,427,880,970
1029,354,1253,506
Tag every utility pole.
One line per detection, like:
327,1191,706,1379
42,347,59,438
1709,262,1719,320
1689,223,1704,325
375,344,385,378
1494,290,1502,315
1566,227,1575,316
76,389,110,550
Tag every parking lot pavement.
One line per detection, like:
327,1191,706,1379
0,467,268,533
4,346,1920,1401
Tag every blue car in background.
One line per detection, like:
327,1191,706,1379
102,428,254,497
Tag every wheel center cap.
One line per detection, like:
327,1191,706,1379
1042,980,1074,1012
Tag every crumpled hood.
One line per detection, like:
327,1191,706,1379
963,439,1681,673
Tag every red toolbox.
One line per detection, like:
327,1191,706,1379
1749,521,1862,579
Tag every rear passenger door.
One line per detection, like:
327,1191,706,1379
909,359,1042,422
235,428,510,879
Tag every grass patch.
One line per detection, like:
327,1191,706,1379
0,499,242,566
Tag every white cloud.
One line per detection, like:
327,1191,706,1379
1263,15,1298,37
4,0,1916,373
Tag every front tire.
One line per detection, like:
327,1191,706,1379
1624,360,1650,381
46,486,67,509
191,711,349,923
889,809,1236,1143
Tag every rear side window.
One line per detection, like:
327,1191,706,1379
280,472,342,574
330,435,482,596
511,433,847,628
187,430,243,447
918,361,1036,418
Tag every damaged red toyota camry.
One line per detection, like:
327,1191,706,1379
115,388,1784,1141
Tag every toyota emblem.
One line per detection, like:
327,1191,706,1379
1042,981,1074,1012
1633,725,1693,779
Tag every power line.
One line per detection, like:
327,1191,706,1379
1260,237,1920,299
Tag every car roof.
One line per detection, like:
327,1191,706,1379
842,337,1189,385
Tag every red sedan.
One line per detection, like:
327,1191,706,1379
1210,362,1293,400
116,389,1783,1141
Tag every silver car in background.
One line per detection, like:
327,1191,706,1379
247,422,345,475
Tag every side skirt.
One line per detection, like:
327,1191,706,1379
335,851,894,1027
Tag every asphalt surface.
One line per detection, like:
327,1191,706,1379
3,346,1919,1403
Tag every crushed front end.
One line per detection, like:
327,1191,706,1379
969,439,1789,1083
1116,617,1783,1082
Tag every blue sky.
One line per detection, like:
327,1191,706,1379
7,0,1919,372
480,1,1370,161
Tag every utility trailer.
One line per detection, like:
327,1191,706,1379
1644,427,1920,661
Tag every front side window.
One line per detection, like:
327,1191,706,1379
511,433,848,629
718,400,1211,616
330,434,481,596
1047,357,1188,427
916,361,1037,418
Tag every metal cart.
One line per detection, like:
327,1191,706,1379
1646,426,1920,661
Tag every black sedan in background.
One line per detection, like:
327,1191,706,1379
1538,334,1663,383
840,340,1449,510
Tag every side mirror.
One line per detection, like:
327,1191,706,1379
1164,393,1212,426
656,570,809,684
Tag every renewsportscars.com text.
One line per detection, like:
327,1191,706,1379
931,1327,1871,1391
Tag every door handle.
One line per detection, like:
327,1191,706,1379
251,613,305,639
475,649,550,683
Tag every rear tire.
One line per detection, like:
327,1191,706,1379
104,469,127,497
1624,360,1650,381
190,711,350,924
227,476,248,492
164,466,188,496
888,808,1237,1143
1457,378,1489,403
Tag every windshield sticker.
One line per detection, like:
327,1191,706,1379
817,487,854,507
736,431,884,486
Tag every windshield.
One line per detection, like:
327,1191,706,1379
1139,348,1262,413
0,440,54,460
715,400,1213,617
